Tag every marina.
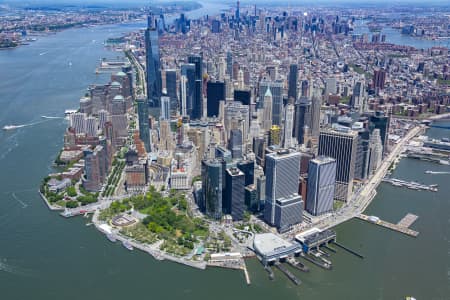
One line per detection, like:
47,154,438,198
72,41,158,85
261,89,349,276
357,213,419,237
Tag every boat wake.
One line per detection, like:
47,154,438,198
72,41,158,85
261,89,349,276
0,259,34,277
425,171,450,175
11,192,28,209
41,116,63,119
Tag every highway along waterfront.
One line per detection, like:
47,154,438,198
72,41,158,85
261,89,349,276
1,19,450,300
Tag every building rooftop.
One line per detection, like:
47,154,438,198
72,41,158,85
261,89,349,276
253,233,294,256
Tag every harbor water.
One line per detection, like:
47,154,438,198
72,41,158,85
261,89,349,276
1,8,450,300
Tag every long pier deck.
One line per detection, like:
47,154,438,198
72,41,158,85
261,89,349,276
357,214,419,237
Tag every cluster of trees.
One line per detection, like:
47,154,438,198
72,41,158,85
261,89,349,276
66,186,77,197
77,194,98,206
102,160,125,197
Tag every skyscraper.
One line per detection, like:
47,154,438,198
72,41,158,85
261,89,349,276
145,15,162,107
262,87,273,131
229,129,243,159
294,97,312,145
224,167,245,220
201,159,223,219
180,64,196,118
260,81,283,125
160,96,170,120
264,150,301,227
368,129,383,174
310,87,322,139
188,55,203,119
369,111,390,156
283,102,295,148
288,64,298,102
318,127,358,202
373,68,386,90
137,98,151,152
306,156,336,216
165,69,177,113
206,81,226,117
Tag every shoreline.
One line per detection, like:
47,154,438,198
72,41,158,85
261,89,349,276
91,208,208,270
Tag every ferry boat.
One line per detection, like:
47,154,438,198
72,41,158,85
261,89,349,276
2,125,24,131
106,234,117,243
122,240,133,251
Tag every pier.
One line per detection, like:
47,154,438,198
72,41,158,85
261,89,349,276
300,253,332,270
357,213,419,237
274,262,301,285
382,177,438,192
242,261,251,285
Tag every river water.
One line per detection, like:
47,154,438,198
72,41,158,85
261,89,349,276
1,5,450,300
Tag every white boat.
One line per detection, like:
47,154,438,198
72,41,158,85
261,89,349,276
2,125,25,131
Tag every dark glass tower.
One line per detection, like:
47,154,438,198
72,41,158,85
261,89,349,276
145,15,162,107
188,55,203,120
137,98,151,152
206,81,226,117
288,64,298,102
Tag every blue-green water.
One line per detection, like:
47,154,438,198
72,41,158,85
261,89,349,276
353,19,450,49
1,10,450,300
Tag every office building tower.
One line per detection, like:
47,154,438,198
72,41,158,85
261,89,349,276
262,87,273,131
264,150,301,227
226,52,233,77
79,97,92,115
368,129,383,174
229,129,243,159
269,125,281,146
301,80,309,97
369,111,389,156
310,88,322,138
288,64,298,102
373,68,386,90
145,15,162,107
98,109,109,131
83,145,107,192
318,128,358,201
111,95,127,146
245,185,259,212
211,20,221,33
351,81,365,111
137,98,151,152
165,69,177,113
207,81,226,117
160,96,170,120
237,160,255,186
306,156,336,216
70,112,86,134
224,167,245,220
201,159,223,219
354,127,370,181
283,103,295,148
275,195,303,233
260,81,283,125
294,97,312,145
85,116,97,137
234,89,251,106
180,64,196,117
188,55,203,120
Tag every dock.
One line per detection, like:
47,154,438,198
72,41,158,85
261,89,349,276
300,253,332,270
382,177,438,192
242,261,251,285
274,262,301,285
357,213,419,237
